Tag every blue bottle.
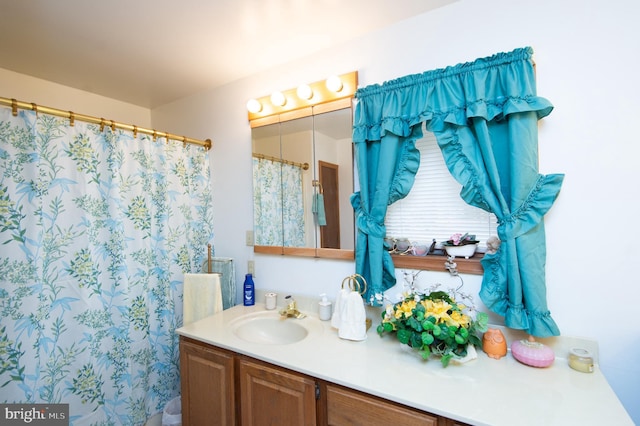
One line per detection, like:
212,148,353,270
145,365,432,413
243,273,255,306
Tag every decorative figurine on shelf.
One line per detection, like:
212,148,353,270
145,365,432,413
444,256,458,276
482,328,508,359
486,236,501,254
442,233,479,259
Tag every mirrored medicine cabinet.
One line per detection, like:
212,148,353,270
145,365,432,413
249,72,357,260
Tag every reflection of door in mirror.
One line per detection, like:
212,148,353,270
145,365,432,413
318,161,339,248
312,108,354,250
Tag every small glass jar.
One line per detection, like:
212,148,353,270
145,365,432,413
568,348,594,373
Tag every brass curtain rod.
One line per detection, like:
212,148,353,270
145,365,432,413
252,152,309,170
0,96,212,150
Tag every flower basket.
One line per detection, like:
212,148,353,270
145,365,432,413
399,341,479,365
377,290,488,367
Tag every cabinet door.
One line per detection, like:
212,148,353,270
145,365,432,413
180,337,235,426
326,384,438,426
239,357,317,426
440,420,470,426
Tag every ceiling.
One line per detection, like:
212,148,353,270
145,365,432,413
0,0,455,109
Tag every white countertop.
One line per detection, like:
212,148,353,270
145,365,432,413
176,301,633,426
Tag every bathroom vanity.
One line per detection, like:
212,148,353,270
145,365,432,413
176,302,633,426
180,336,456,425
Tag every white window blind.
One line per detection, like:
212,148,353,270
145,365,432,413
385,127,497,249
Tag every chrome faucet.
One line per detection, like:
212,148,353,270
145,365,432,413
279,295,306,319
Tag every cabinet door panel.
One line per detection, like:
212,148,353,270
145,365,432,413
180,338,235,426
239,358,317,426
326,384,438,426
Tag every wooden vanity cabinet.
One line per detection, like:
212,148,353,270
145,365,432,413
179,337,468,426
179,337,236,426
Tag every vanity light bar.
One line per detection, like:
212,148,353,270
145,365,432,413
246,71,358,121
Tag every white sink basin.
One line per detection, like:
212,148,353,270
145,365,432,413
230,311,321,345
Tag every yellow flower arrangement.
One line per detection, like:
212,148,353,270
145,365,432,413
377,290,488,367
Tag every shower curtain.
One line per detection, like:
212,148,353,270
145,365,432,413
252,157,305,247
0,108,214,424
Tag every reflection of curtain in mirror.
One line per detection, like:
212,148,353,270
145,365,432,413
253,157,283,245
253,158,305,246
281,162,305,246
0,109,214,423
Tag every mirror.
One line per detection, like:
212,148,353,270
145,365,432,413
252,102,355,259
312,108,354,251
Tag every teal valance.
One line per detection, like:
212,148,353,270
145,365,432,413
353,47,553,140
351,47,563,337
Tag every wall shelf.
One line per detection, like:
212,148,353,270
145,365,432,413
391,253,484,275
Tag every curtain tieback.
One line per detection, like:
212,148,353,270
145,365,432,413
497,174,565,241
351,192,386,238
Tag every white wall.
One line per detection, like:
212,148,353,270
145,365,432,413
152,0,640,420
0,68,151,126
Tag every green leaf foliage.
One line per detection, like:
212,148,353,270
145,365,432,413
475,312,489,332
421,332,434,346
410,332,423,349
407,316,422,331
421,320,434,331
419,347,431,360
397,329,411,345
440,354,453,367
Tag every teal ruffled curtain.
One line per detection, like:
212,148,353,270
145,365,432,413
352,47,563,337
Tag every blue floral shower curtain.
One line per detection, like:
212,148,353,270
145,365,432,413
252,157,305,247
0,108,214,424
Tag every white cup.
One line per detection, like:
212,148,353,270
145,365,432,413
265,292,277,310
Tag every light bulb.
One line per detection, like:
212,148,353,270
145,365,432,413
325,75,343,92
297,84,313,100
246,99,262,113
270,91,286,107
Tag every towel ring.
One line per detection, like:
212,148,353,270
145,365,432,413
341,274,367,295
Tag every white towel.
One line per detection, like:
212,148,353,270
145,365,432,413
183,273,223,326
337,291,367,341
331,287,350,329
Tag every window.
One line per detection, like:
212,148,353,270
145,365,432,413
385,126,497,270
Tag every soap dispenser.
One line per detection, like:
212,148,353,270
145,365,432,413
318,293,332,321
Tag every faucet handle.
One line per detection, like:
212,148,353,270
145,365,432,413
285,295,296,309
